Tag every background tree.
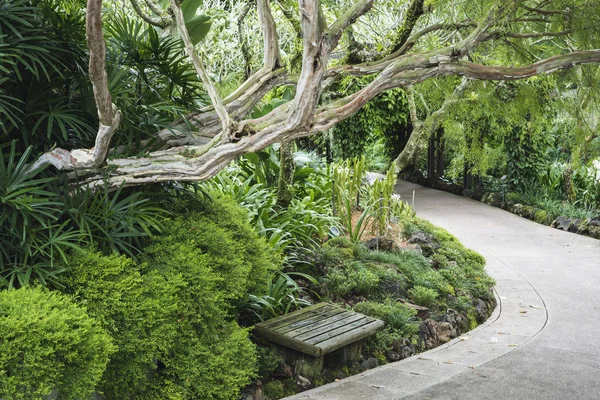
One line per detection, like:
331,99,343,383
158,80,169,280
5,0,600,187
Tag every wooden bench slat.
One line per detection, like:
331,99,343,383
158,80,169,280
275,308,348,334
257,303,330,329
305,317,374,345
254,324,323,357
283,310,357,337
254,303,385,358
316,320,385,354
291,313,365,341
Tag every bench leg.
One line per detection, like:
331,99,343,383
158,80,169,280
324,342,362,369
295,356,324,380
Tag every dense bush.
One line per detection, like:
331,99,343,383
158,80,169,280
59,194,278,399
156,193,278,297
0,287,114,399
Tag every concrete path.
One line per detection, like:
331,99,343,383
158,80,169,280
287,180,600,400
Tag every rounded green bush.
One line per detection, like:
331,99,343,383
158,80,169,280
0,287,114,399
60,193,277,399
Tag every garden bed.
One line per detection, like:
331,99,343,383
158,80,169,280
249,213,496,399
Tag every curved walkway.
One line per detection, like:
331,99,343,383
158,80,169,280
287,180,600,400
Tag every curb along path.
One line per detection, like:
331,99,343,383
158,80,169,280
286,180,600,400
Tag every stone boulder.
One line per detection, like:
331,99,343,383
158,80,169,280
441,309,468,335
385,338,415,362
485,192,503,207
365,237,397,252
552,216,573,231
418,319,439,350
408,231,440,257
474,299,489,323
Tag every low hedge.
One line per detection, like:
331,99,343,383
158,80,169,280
0,287,114,399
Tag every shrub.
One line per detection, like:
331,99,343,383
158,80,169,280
353,299,418,336
157,193,279,299
359,249,431,280
264,380,285,399
408,286,439,309
64,249,258,400
61,251,182,397
322,262,380,298
0,287,114,399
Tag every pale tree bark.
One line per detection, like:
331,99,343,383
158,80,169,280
32,0,120,171
170,0,232,144
31,0,600,188
394,78,470,171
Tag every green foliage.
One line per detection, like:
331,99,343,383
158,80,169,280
408,286,439,309
0,0,95,151
104,15,205,151
323,262,381,298
0,287,114,399
63,243,259,399
263,380,285,399
0,143,80,288
204,150,338,252
353,299,418,336
328,77,409,163
359,249,431,281
61,183,166,259
247,271,317,322
256,346,282,381
152,193,279,301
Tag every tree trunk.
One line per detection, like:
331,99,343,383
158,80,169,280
276,140,295,209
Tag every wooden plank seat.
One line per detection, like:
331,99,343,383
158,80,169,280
254,303,385,378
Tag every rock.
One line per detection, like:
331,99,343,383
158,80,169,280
590,217,600,228
386,338,415,362
436,322,455,343
552,216,573,231
295,375,312,390
462,189,474,198
400,300,430,319
534,210,550,225
441,308,468,335
510,203,523,215
520,205,535,219
577,219,590,235
360,357,379,370
486,192,502,207
418,319,439,350
408,231,440,257
474,299,489,323
568,219,582,234
588,225,600,239
481,193,490,203
365,237,397,252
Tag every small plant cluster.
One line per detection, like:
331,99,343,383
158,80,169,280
333,157,414,243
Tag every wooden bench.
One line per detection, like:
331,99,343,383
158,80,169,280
254,303,384,379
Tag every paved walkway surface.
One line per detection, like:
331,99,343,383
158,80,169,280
287,180,600,400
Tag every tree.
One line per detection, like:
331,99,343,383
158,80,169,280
30,0,600,187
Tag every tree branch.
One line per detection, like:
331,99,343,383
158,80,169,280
237,2,253,79
129,0,171,28
522,5,569,16
257,0,281,69
33,0,120,171
390,0,425,54
394,78,470,171
327,0,374,50
170,0,232,140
